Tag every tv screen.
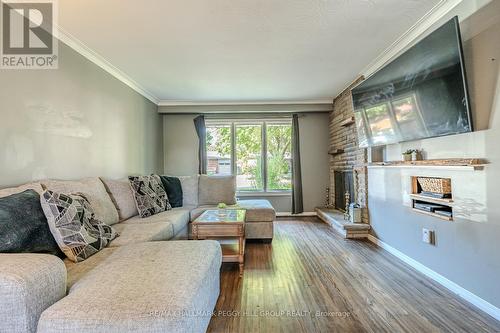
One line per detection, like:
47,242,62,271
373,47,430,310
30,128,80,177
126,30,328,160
351,16,472,148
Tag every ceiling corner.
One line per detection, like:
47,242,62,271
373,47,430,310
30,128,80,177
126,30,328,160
360,0,462,78
56,25,160,105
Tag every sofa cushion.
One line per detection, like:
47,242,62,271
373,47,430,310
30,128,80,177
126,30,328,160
164,207,191,234
0,182,43,197
178,175,199,206
0,189,63,257
43,178,119,225
159,176,183,208
100,178,138,221
235,199,276,222
0,254,66,333
37,241,222,333
64,247,117,289
121,208,190,236
198,175,236,205
129,175,171,218
40,190,118,262
110,222,174,247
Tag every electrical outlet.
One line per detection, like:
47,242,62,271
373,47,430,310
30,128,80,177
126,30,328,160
422,228,434,244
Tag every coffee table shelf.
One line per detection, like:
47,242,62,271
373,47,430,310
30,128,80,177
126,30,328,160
191,209,246,276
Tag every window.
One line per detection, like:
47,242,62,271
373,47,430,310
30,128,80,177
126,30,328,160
206,120,292,192
266,124,292,190
206,125,232,176
236,124,263,191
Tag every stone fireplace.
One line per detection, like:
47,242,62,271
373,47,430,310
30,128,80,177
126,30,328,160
328,77,369,223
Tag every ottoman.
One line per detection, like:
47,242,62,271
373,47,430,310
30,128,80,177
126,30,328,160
237,199,276,242
37,241,222,333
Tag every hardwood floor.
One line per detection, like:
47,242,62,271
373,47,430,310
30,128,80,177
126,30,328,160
207,217,500,333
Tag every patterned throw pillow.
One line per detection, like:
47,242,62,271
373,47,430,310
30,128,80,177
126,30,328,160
128,175,171,218
40,190,118,262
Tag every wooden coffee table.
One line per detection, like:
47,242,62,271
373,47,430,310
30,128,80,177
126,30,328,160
192,209,246,276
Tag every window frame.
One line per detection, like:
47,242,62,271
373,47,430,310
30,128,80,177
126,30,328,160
205,118,292,195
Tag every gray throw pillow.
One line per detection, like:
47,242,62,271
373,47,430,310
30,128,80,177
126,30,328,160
198,175,236,205
40,190,118,262
128,175,171,218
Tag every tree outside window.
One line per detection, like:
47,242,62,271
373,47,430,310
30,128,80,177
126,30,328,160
206,120,292,192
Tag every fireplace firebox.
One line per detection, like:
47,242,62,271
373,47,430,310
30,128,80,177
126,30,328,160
334,170,354,212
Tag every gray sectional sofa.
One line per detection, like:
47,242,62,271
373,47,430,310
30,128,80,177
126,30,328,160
0,174,276,333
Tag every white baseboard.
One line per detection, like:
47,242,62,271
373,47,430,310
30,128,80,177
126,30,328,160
367,235,500,322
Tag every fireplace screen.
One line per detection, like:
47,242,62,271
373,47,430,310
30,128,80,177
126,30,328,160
334,171,354,212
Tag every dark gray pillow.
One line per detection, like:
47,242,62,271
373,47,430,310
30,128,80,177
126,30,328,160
0,189,63,257
159,176,183,208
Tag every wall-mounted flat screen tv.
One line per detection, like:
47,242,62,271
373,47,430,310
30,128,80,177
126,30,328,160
351,16,472,148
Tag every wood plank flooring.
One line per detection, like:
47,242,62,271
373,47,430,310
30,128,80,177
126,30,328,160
207,217,500,333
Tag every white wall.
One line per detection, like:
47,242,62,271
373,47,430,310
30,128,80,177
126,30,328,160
162,113,330,212
368,12,500,309
0,42,163,187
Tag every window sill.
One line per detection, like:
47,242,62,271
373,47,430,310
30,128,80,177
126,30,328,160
237,191,292,197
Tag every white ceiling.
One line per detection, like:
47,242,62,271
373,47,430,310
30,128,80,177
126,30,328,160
58,0,441,103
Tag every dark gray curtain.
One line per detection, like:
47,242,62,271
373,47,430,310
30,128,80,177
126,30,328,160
292,114,304,214
193,115,207,174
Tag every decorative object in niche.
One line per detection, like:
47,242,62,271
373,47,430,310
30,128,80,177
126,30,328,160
410,176,453,221
417,177,451,195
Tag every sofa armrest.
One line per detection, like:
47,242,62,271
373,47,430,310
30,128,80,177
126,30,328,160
0,254,66,333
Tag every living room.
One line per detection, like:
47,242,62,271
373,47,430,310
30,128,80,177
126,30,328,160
1,0,499,332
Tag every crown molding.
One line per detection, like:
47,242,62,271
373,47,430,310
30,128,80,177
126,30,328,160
56,25,160,104
157,99,333,106
157,102,333,114
360,0,463,78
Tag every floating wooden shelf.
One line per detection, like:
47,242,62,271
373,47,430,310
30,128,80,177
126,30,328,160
367,158,487,170
411,208,453,221
328,149,344,155
340,116,355,127
409,194,454,206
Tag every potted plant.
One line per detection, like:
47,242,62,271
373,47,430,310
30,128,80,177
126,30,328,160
402,149,414,161
217,203,227,216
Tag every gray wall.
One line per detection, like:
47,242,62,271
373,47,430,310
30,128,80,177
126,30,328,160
368,18,500,308
0,42,163,187
162,113,330,212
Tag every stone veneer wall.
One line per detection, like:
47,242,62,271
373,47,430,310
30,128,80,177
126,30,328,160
328,77,369,223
